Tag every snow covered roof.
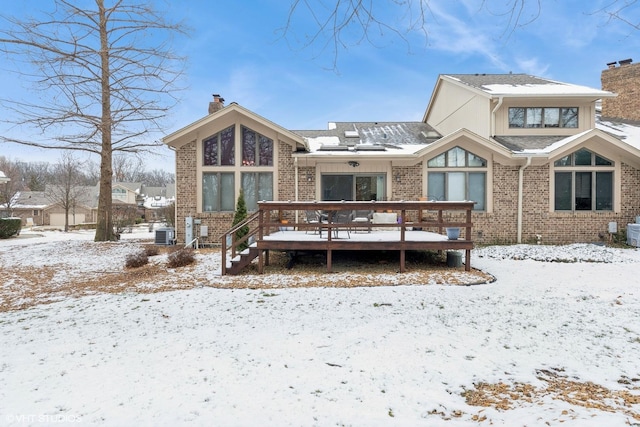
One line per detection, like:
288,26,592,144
596,118,640,152
293,122,440,157
490,114,640,157
10,187,99,210
444,74,616,98
0,170,9,183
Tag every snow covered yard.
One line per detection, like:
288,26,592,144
1,229,640,426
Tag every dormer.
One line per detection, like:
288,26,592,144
423,74,616,139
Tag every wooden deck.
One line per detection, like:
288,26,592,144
221,201,475,275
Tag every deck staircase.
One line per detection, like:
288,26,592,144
220,211,266,275
224,245,260,275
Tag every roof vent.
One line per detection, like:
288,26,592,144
344,130,359,138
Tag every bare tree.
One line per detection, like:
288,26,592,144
0,156,25,217
595,0,640,30
47,152,86,232
16,161,50,191
281,0,637,68
142,168,175,187
83,160,101,186
0,0,187,241
112,154,145,183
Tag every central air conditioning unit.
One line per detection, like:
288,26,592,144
627,224,640,247
155,227,175,245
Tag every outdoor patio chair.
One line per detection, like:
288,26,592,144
304,210,321,234
332,210,353,238
351,209,373,233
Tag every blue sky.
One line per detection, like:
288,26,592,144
1,0,639,172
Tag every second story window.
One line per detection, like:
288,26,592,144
203,125,235,166
509,107,578,128
242,126,273,166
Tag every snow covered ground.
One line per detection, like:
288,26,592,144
1,229,640,426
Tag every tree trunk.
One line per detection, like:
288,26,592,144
94,0,115,242
64,205,69,233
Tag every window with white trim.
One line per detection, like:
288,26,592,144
509,107,578,128
553,148,613,211
427,147,486,210
241,126,273,166
242,172,273,211
202,172,235,212
203,125,235,166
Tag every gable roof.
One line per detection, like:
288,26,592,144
163,102,308,151
442,73,616,99
11,191,50,209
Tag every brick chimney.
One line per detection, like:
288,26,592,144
601,59,640,122
208,94,225,114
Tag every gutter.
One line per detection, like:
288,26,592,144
517,156,532,243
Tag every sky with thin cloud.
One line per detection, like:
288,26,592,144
1,0,639,172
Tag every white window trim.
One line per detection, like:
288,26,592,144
197,123,279,213
549,159,619,213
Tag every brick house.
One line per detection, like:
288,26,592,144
163,74,640,245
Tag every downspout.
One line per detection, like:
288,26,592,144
491,96,503,137
517,156,532,243
294,156,299,224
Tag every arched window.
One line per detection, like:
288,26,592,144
553,148,613,211
427,147,487,210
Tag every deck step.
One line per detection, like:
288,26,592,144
226,247,260,275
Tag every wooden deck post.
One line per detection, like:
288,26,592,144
258,209,264,274
226,200,475,276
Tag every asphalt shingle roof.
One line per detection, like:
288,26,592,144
294,122,440,149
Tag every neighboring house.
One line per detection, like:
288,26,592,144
6,180,175,227
0,171,9,185
140,183,176,221
112,182,142,205
163,70,640,245
9,188,96,227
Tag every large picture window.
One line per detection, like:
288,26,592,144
203,125,235,166
509,107,578,128
427,147,486,210
553,149,613,211
242,126,273,166
203,172,235,212
241,172,273,211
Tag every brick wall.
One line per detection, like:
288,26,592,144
175,140,197,244
472,162,640,245
174,139,299,244
391,165,423,201
601,62,640,121
174,139,640,246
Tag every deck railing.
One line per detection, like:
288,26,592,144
220,200,475,274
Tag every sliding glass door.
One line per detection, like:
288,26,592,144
321,174,385,201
